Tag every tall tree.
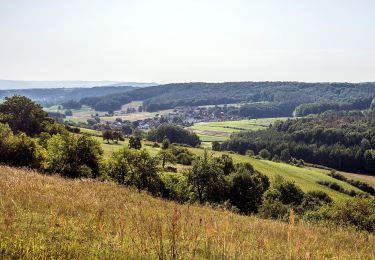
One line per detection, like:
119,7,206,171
0,95,49,136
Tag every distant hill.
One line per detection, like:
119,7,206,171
0,80,157,90
125,81,375,110
0,86,138,106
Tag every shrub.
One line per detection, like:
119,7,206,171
228,163,269,213
107,148,163,196
258,199,290,220
259,177,305,219
259,149,270,160
160,172,191,202
44,134,103,178
333,198,375,232
170,146,194,165
245,150,255,157
301,191,332,211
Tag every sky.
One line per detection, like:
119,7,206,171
0,0,374,83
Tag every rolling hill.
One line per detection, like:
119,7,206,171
123,81,375,112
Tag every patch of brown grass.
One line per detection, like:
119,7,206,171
0,166,374,259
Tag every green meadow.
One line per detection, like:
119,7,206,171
189,118,288,142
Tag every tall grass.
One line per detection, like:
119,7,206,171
0,166,374,259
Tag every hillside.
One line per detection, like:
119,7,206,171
0,166,374,259
95,138,366,201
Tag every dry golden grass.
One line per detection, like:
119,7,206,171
0,165,374,259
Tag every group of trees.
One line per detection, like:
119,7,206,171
61,100,81,109
0,96,103,178
239,102,297,118
147,123,201,147
293,96,374,117
217,111,375,174
80,93,132,111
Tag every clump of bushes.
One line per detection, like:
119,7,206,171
317,180,359,197
259,177,333,221
328,171,375,196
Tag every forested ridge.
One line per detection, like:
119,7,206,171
79,82,375,115
218,110,375,174
0,86,136,107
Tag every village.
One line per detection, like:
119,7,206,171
91,104,244,131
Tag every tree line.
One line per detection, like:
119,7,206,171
216,110,375,174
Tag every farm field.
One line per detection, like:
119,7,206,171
189,118,288,142
44,103,172,123
93,135,365,201
0,165,374,259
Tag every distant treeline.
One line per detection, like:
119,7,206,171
0,86,136,107
77,82,375,116
216,111,375,174
80,93,132,111
294,97,374,117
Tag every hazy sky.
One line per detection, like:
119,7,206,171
0,0,374,83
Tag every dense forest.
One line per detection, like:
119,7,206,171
80,93,132,111
78,82,375,116
217,110,375,174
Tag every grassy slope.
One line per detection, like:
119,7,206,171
0,166,374,259
189,118,288,142
93,136,365,201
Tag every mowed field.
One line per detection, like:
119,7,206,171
0,166,374,259
91,135,366,201
189,118,288,142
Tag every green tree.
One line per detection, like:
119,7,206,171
113,129,123,143
107,148,163,195
186,150,228,203
229,163,270,213
129,136,142,149
103,130,114,143
158,149,176,168
280,149,291,162
162,137,171,150
0,95,49,136
214,154,235,175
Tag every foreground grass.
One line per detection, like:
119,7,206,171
0,166,374,259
